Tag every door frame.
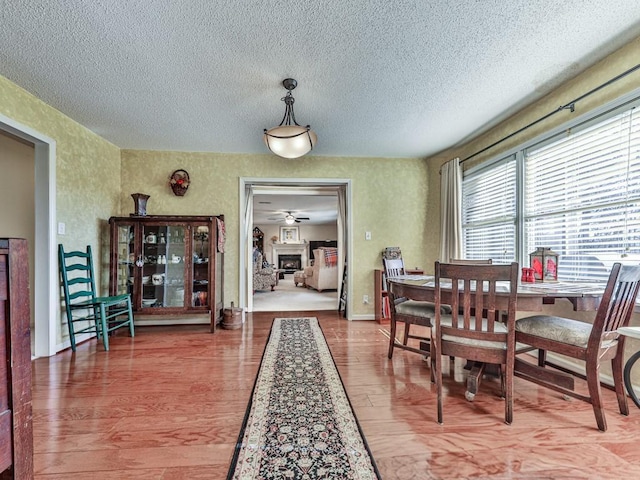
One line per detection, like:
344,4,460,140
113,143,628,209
0,113,57,357
239,177,352,318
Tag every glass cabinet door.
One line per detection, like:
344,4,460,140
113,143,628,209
114,224,135,296
192,225,210,307
141,225,187,308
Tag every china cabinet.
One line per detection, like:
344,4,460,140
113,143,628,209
108,215,224,331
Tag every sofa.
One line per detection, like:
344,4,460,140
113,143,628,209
253,253,277,292
303,248,339,292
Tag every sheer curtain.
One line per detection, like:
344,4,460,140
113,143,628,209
244,184,255,309
439,158,463,262
337,187,347,310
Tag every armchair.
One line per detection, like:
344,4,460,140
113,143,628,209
253,253,277,292
303,248,339,292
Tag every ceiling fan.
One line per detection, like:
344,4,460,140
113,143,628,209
267,211,310,224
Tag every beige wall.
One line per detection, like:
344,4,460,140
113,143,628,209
0,132,35,321
0,75,123,347
119,151,431,316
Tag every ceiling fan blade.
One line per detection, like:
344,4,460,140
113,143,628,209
297,217,310,220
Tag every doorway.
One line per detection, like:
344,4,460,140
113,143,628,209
0,113,57,357
240,178,352,318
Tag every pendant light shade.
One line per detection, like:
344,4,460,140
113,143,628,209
263,78,317,159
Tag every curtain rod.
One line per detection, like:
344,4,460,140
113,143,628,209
460,63,640,165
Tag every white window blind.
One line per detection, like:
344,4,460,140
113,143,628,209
524,106,640,282
461,99,640,283
462,155,516,264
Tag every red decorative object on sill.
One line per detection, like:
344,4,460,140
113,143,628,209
169,169,190,196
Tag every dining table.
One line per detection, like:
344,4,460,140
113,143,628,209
387,274,607,399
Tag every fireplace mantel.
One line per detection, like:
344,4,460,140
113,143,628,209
271,243,310,268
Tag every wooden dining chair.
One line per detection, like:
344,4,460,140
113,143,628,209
59,244,135,351
384,257,437,359
432,261,519,424
514,263,640,431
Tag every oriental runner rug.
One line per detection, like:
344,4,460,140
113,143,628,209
227,317,381,479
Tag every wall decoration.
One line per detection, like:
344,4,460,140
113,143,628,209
279,226,300,244
169,169,190,196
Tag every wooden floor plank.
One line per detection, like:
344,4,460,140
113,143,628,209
31,312,640,479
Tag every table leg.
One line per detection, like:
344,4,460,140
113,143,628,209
465,361,486,401
623,350,640,409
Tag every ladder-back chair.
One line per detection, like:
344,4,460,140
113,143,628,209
59,244,135,351
384,257,436,359
432,261,519,424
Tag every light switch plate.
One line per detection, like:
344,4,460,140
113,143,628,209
57,222,66,235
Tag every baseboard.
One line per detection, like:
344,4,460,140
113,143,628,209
349,314,376,321
134,315,210,326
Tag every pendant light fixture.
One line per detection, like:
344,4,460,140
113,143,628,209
263,78,317,159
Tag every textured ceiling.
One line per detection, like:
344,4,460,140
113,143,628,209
1,1,640,158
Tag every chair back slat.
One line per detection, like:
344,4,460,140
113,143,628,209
59,245,99,307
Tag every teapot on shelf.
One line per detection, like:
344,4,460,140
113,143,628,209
172,254,181,264
152,273,165,285
146,232,157,244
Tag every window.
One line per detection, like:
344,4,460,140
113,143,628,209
462,155,516,264
463,97,640,282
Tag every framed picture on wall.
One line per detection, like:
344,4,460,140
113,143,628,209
279,226,300,243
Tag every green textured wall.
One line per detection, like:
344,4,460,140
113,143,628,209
120,150,431,316
0,75,122,345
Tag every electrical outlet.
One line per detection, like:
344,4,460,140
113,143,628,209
363,295,369,304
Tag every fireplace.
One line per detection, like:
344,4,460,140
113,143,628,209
271,243,310,273
278,254,302,273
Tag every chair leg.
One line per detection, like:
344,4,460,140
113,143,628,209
537,348,547,367
611,352,629,416
388,319,397,359
434,343,443,424
504,364,513,425
402,324,410,345
585,363,607,431
127,299,135,338
68,319,77,352
99,304,110,351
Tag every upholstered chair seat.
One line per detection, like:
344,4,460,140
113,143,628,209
395,300,437,317
516,315,617,349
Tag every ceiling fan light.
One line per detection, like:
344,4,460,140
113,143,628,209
285,214,296,225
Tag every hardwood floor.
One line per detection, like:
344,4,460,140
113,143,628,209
32,311,640,479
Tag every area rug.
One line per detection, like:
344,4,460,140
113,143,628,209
227,317,381,479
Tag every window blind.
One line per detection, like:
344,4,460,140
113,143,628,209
461,98,640,283
462,155,517,264
524,106,640,281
